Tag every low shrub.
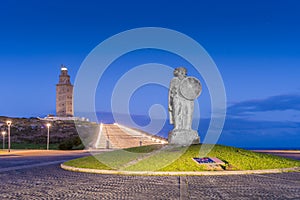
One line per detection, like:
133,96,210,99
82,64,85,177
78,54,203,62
58,136,84,150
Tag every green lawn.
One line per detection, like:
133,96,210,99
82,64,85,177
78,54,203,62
160,145,300,171
64,156,112,170
63,144,300,172
65,144,164,170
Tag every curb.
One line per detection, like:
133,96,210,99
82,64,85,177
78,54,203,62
60,164,300,176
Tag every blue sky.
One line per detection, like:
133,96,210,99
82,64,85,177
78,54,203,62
0,0,300,148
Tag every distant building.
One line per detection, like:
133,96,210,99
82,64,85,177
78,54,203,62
56,65,74,117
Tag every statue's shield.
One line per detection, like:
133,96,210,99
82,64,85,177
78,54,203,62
179,77,202,100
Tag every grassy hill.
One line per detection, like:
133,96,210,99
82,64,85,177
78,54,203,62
0,116,97,150
64,144,300,171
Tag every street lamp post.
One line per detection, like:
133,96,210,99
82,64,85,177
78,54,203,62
1,131,6,150
46,123,51,150
6,120,11,152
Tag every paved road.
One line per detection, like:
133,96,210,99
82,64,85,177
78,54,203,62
0,151,300,199
0,150,91,172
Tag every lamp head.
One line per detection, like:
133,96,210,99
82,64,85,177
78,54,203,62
6,120,12,126
46,123,51,128
1,131,6,136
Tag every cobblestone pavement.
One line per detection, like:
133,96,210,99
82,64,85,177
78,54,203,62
0,164,299,200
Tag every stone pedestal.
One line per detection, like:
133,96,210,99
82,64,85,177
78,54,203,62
168,129,200,145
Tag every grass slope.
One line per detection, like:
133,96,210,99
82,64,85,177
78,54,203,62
64,144,300,172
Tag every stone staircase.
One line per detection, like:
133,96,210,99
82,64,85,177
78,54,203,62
94,124,167,149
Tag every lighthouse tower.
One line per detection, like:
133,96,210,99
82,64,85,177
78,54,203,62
56,65,74,117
